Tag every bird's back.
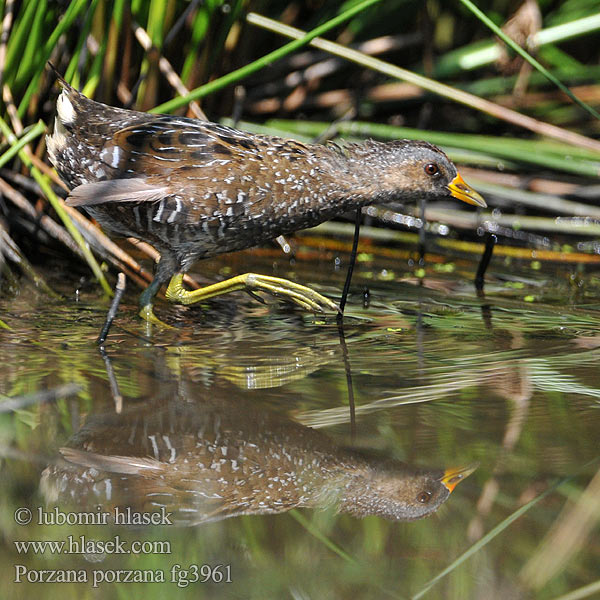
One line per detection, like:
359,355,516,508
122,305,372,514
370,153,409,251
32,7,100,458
46,80,356,266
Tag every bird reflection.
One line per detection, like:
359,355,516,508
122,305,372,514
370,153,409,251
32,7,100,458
41,390,475,525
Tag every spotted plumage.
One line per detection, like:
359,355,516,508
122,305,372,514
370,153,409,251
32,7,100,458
41,395,476,524
47,70,485,321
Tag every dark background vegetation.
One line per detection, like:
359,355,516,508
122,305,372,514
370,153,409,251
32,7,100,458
0,2,600,600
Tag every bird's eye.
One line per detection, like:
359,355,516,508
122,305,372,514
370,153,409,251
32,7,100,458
424,163,439,176
417,491,432,504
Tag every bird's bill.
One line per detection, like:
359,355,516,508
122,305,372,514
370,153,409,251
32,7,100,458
440,463,479,493
447,173,487,208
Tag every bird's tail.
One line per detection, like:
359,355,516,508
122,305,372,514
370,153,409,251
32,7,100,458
46,65,79,170
45,63,146,188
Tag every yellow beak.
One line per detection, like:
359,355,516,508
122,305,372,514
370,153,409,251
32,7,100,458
440,463,479,493
447,173,487,208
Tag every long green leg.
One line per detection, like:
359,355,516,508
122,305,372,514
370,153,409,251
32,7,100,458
165,273,339,313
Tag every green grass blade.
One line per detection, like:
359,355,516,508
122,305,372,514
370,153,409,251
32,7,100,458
0,116,112,296
3,0,39,84
11,0,47,90
181,4,212,85
458,0,600,121
413,458,600,600
17,0,89,118
538,13,600,45
246,12,600,154
151,0,384,113
64,0,102,86
551,580,600,600
289,510,357,565
81,23,110,98
435,12,600,77
0,121,45,169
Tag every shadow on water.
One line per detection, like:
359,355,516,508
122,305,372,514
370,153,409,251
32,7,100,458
1,248,600,598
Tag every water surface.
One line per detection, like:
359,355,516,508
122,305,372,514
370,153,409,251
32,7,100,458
1,234,599,599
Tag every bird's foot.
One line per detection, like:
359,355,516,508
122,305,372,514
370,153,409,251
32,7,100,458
138,303,175,328
165,272,340,314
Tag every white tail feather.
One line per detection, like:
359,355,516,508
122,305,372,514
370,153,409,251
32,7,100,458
46,90,74,165
56,90,75,125
66,179,167,207
59,447,164,474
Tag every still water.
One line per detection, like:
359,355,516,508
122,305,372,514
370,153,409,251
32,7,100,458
1,233,599,599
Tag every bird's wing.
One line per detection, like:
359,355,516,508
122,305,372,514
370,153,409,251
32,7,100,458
100,117,265,174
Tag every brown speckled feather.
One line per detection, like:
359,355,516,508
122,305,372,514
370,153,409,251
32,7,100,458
47,73,484,278
41,396,466,525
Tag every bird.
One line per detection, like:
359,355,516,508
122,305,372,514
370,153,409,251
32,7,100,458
47,71,486,324
41,392,477,524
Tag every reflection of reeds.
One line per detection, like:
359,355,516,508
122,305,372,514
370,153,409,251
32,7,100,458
299,352,600,429
520,467,600,591
0,383,80,412
1,293,599,598
413,471,574,600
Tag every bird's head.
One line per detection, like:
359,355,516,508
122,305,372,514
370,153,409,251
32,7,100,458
339,461,478,521
357,140,486,208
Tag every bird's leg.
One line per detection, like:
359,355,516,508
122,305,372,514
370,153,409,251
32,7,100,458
165,273,340,314
139,277,172,326
138,257,176,327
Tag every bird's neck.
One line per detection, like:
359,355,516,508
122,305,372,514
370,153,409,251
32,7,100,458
268,141,400,237
299,452,411,519
314,140,402,206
